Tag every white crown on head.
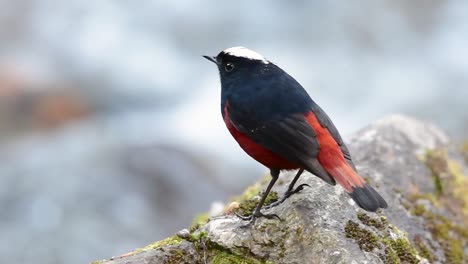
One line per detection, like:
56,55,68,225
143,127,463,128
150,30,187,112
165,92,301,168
222,46,269,64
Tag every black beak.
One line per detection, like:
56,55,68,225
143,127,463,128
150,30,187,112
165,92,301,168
203,55,218,65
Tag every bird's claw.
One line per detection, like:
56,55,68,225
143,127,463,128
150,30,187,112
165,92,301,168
289,183,310,196
236,211,281,227
235,212,253,221
264,183,311,210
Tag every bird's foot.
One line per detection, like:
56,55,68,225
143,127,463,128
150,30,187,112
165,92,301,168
287,183,310,196
264,183,310,210
235,211,281,227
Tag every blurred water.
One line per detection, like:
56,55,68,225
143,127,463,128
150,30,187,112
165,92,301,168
0,1,467,263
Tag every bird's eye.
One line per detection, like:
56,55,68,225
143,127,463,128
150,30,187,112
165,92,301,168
224,62,235,72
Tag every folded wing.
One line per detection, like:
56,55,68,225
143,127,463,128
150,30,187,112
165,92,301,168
229,112,336,185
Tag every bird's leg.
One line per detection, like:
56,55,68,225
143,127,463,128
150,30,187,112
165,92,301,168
284,168,309,195
264,168,309,209
236,169,281,226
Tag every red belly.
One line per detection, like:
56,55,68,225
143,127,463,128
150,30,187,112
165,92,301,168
223,103,299,170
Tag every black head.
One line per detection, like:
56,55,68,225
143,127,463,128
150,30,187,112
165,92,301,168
204,47,313,117
203,47,274,88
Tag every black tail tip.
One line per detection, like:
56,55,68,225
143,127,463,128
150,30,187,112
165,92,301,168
349,184,388,212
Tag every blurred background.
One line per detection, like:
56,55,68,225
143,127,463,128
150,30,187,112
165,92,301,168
0,0,467,263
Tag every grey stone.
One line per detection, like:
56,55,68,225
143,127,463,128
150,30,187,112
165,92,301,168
101,115,467,264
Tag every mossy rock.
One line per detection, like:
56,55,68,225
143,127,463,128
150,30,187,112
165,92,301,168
403,148,468,264
345,213,422,264
92,116,468,264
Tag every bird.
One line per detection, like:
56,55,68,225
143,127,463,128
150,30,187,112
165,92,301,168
203,47,387,224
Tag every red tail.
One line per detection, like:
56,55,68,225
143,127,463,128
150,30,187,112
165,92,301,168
305,112,387,211
326,161,365,192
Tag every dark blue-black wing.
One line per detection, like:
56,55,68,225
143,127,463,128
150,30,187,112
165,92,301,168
228,111,336,185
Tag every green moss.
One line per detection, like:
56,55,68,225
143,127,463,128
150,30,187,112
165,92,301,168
408,192,438,206
164,248,186,263
452,224,468,239
236,199,258,216
414,237,435,263
264,191,279,205
238,182,263,201
400,201,411,210
411,204,426,216
344,220,380,251
408,199,466,262
371,225,419,264
387,237,419,264
346,215,425,264
422,149,468,218
447,160,468,218
189,230,208,241
460,142,468,163
211,249,264,264
357,212,385,230
414,148,468,263
190,213,209,231
380,216,389,226
381,247,399,264
424,149,447,197
407,203,466,264
134,235,183,253
91,236,184,262
234,191,278,217
431,221,464,264
190,234,269,264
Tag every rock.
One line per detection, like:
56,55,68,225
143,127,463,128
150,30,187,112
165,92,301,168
97,115,468,264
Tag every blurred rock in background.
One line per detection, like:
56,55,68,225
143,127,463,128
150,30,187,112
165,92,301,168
0,64,90,139
0,1,467,263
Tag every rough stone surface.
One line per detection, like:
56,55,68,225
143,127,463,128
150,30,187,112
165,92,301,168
98,115,467,264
